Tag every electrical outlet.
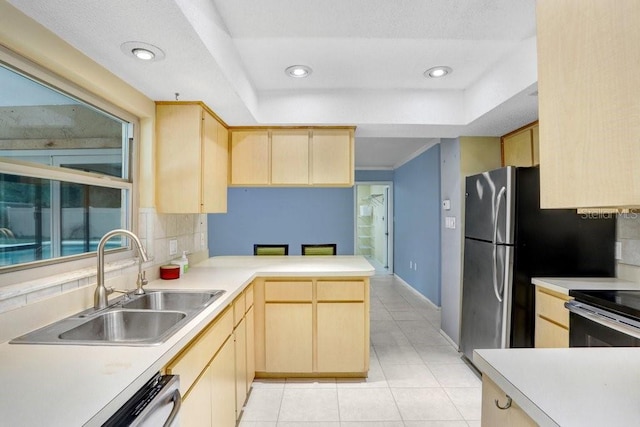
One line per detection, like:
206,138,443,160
414,262,417,271
615,241,622,260
169,239,178,256
409,261,413,269
200,233,206,249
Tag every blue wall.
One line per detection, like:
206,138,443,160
208,187,355,256
394,146,442,305
355,169,394,182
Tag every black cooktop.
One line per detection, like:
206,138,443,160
570,289,640,321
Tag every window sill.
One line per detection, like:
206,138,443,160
0,258,142,314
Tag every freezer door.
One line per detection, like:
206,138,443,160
460,238,513,362
464,167,515,244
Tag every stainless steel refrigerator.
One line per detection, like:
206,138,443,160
459,166,615,363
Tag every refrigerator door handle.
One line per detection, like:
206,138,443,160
492,186,507,302
492,245,501,302
492,186,507,245
500,244,514,348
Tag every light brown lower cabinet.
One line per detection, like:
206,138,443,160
210,337,236,427
179,362,212,427
255,277,370,377
534,286,572,348
234,283,256,418
175,341,234,427
245,305,255,388
165,307,235,427
265,302,313,373
234,315,247,419
482,375,537,426
165,276,369,425
165,283,256,427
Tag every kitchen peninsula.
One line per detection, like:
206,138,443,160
0,255,374,426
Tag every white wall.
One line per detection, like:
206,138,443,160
439,138,462,345
439,137,501,347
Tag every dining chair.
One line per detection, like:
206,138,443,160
301,243,337,255
253,244,289,256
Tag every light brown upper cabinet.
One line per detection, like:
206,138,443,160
156,102,228,213
271,130,310,185
537,0,640,209
501,122,539,167
229,130,270,185
311,129,354,185
229,127,355,187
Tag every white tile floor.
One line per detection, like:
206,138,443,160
238,274,482,427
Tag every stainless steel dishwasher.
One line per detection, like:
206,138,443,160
102,373,180,426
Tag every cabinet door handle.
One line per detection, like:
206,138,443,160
495,396,512,410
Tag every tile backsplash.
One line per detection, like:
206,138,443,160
138,208,208,275
0,208,208,315
617,213,640,281
617,213,640,264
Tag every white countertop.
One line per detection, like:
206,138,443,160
474,347,640,427
0,256,373,426
532,277,640,294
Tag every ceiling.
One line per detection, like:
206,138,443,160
6,0,539,169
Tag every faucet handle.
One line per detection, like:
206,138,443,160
134,270,148,295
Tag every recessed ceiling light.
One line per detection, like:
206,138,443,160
285,65,312,78
131,48,155,61
120,41,165,62
424,66,453,78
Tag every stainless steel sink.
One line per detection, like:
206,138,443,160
10,289,225,346
121,290,224,312
59,310,187,343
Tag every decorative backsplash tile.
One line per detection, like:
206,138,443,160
617,213,640,267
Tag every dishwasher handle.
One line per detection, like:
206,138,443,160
565,300,640,341
162,390,181,427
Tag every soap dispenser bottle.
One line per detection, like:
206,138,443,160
172,251,189,277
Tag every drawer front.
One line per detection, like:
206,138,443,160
245,283,254,309
166,307,233,396
536,288,571,328
265,281,313,302
317,281,365,302
535,315,569,348
233,293,246,326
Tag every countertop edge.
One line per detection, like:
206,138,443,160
531,278,571,295
531,276,640,293
473,350,559,427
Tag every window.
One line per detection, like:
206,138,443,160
0,59,135,271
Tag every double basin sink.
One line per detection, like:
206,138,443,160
11,290,225,346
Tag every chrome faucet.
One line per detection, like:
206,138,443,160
95,229,149,310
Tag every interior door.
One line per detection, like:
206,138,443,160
353,182,393,273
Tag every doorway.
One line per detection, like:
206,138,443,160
354,182,393,274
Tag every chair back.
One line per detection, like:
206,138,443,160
301,243,337,256
254,244,289,255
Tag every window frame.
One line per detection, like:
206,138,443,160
0,46,141,284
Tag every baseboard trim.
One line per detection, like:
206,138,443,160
439,329,459,350
392,273,440,310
